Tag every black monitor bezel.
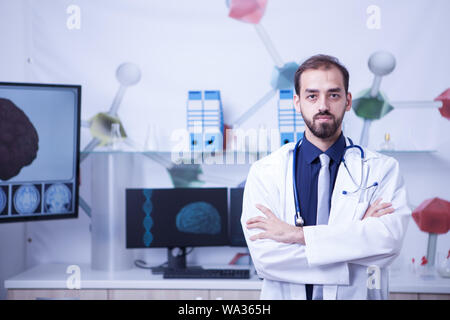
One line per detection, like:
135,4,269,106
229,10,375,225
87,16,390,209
0,81,81,223
228,187,247,247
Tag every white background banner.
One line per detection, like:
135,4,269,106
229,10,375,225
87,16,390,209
0,0,449,298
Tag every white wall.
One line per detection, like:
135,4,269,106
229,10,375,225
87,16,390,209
0,0,449,299
0,0,28,300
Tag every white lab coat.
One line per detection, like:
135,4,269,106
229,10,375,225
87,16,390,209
241,137,411,300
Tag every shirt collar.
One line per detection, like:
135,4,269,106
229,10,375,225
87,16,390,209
301,134,322,164
325,131,346,163
301,131,346,164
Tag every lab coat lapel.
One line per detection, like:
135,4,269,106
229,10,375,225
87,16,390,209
328,137,361,225
285,142,296,225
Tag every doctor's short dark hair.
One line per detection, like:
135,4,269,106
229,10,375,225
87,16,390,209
294,54,349,96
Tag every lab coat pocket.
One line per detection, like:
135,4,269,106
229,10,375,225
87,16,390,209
329,194,358,225
353,201,370,221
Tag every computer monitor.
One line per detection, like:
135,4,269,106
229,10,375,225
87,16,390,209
126,187,228,268
229,188,247,247
0,82,81,223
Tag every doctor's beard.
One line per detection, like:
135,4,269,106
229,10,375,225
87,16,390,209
303,110,345,139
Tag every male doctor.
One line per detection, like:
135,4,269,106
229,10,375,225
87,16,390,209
241,54,411,300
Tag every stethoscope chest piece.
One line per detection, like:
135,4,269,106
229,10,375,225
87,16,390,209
295,214,304,227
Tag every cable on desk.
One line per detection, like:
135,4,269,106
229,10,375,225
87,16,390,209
134,248,195,270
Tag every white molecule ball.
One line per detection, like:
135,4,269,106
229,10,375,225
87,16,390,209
116,63,141,86
368,51,396,76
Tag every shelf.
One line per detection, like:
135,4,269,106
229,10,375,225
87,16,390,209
81,148,437,155
79,149,268,166
80,149,266,155
377,150,437,154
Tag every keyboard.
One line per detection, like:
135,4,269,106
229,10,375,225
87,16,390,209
163,268,250,279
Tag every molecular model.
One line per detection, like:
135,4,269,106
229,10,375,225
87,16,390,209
80,62,141,162
353,51,448,147
226,0,299,128
225,0,449,148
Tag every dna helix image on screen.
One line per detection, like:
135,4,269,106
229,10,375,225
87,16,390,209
142,189,154,247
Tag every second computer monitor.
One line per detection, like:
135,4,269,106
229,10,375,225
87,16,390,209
229,187,247,247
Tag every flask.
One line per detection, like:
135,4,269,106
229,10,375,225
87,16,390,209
379,132,395,151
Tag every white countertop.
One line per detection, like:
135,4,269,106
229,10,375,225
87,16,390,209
4,263,262,290
389,268,450,294
5,263,450,294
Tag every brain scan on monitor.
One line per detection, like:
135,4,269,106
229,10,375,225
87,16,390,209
44,183,72,213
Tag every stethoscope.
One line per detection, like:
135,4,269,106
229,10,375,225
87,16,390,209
293,137,378,227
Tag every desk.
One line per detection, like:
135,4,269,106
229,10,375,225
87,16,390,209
5,263,262,300
5,263,450,300
388,269,450,300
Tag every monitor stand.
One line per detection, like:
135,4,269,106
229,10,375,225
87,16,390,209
167,247,187,269
151,247,201,274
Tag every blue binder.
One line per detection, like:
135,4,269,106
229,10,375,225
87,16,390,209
187,90,224,152
278,89,305,145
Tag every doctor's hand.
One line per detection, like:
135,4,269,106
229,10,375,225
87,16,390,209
362,198,395,220
246,204,305,245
